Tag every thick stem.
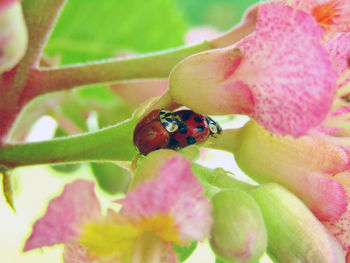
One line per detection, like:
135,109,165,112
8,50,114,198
33,42,212,96
33,5,259,97
0,118,137,168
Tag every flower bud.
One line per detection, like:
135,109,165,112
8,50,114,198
0,2,28,73
210,189,267,262
130,149,179,189
250,183,345,263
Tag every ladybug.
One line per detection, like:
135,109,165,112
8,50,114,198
169,110,222,148
133,109,179,155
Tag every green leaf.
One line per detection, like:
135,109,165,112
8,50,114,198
178,0,259,30
215,257,229,263
1,171,15,212
45,0,188,64
173,241,197,262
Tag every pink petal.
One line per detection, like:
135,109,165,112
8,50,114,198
24,180,102,251
63,243,120,263
170,3,337,137
324,172,350,251
63,244,94,263
118,156,212,243
292,173,347,222
235,3,336,136
324,33,350,87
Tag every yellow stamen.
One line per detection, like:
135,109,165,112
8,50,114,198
137,214,182,245
79,221,141,258
311,0,341,30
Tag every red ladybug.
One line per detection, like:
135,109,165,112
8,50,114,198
169,110,222,148
133,109,179,155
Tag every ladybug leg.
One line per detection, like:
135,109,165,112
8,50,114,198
131,153,142,172
213,167,235,177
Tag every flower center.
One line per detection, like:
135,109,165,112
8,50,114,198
311,0,341,30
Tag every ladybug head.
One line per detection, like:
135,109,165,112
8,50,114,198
206,116,222,135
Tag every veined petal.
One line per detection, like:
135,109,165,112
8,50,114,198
119,156,212,245
24,180,102,251
324,33,350,87
232,121,349,221
236,3,336,136
325,172,350,251
170,3,336,137
63,244,96,263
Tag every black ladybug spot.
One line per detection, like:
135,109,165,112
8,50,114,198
195,125,205,133
187,136,196,145
181,111,192,121
194,116,203,123
169,138,179,147
178,123,188,134
164,112,172,117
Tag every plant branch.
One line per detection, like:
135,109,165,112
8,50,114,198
33,41,212,96
0,118,138,168
33,4,259,97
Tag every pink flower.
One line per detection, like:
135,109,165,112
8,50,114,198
24,155,212,263
286,0,350,36
169,2,337,137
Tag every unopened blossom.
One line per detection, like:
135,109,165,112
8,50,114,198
210,120,350,257
251,183,345,262
210,189,267,262
169,3,336,137
24,155,212,263
0,0,27,73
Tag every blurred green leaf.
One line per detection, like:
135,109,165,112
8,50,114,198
177,0,259,30
173,242,197,262
45,0,188,64
91,162,130,194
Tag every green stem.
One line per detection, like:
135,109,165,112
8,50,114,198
0,118,138,168
34,41,212,96
191,163,255,199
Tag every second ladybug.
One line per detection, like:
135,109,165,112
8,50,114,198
169,110,222,148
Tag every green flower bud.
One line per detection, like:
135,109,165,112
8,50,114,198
250,183,345,262
210,189,267,263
